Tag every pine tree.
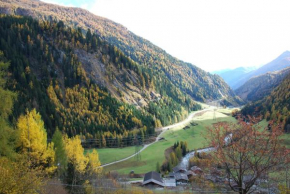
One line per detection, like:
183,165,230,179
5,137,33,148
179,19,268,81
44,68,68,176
156,162,160,173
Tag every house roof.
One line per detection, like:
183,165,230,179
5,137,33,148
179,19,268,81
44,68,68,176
143,171,164,187
173,166,186,173
174,173,189,181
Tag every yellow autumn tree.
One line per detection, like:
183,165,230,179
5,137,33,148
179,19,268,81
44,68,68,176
0,156,44,194
86,149,102,175
16,109,56,174
64,135,89,189
64,135,88,173
84,150,102,194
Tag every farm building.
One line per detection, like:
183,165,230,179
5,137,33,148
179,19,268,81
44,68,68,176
173,166,187,174
142,171,164,187
174,173,189,184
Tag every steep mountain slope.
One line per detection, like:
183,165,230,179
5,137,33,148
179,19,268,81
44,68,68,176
233,51,290,89
242,71,290,131
212,66,257,89
236,67,290,102
0,0,242,106
0,15,163,140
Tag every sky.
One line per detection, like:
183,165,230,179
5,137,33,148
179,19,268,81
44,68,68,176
41,0,290,72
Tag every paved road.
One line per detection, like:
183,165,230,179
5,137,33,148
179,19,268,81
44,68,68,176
101,108,211,167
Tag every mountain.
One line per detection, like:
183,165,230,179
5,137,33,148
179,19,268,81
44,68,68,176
241,71,290,131
0,0,242,107
212,66,257,89
236,67,290,102
0,15,163,140
233,51,290,89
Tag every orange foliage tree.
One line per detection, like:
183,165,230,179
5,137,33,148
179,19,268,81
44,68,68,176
207,117,290,194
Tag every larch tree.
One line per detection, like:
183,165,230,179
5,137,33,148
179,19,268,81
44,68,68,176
86,149,102,175
16,109,56,174
64,135,88,188
207,117,290,194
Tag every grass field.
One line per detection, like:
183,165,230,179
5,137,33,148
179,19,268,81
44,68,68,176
216,108,235,115
104,109,237,174
85,146,135,165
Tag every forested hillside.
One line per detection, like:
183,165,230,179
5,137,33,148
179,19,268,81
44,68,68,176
242,72,290,131
0,15,200,143
0,51,103,192
0,0,242,106
236,67,290,102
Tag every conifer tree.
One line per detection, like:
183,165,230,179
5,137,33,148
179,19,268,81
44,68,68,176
16,109,56,174
52,128,68,178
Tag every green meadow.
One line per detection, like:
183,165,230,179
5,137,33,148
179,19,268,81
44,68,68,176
103,110,236,174
85,146,136,165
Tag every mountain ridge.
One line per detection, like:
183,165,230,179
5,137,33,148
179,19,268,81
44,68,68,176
241,71,290,131
236,67,290,102
212,51,290,90
0,0,242,106
212,66,257,89
234,51,290,89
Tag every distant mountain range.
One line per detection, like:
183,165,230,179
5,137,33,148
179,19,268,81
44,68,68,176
213,51,290,90
236,67,290,102
212,66,258,90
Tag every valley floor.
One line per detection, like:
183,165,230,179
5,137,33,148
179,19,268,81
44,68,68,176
96,107,237,174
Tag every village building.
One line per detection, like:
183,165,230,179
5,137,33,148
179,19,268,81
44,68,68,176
173,166,187,174
174,173,189,184
142,171,164,187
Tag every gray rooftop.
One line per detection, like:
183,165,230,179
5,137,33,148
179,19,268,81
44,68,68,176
143,171,164,187
173,166,187,173
174,173,189,181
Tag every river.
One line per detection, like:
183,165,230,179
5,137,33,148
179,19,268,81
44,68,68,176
179,133,232,169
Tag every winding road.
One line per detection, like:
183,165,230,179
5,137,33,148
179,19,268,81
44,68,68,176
101,108,212,167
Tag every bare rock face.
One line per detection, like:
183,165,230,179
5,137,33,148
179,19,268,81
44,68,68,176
75,49,157,107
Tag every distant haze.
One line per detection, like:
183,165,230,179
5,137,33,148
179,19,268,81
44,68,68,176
42,0,290,72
